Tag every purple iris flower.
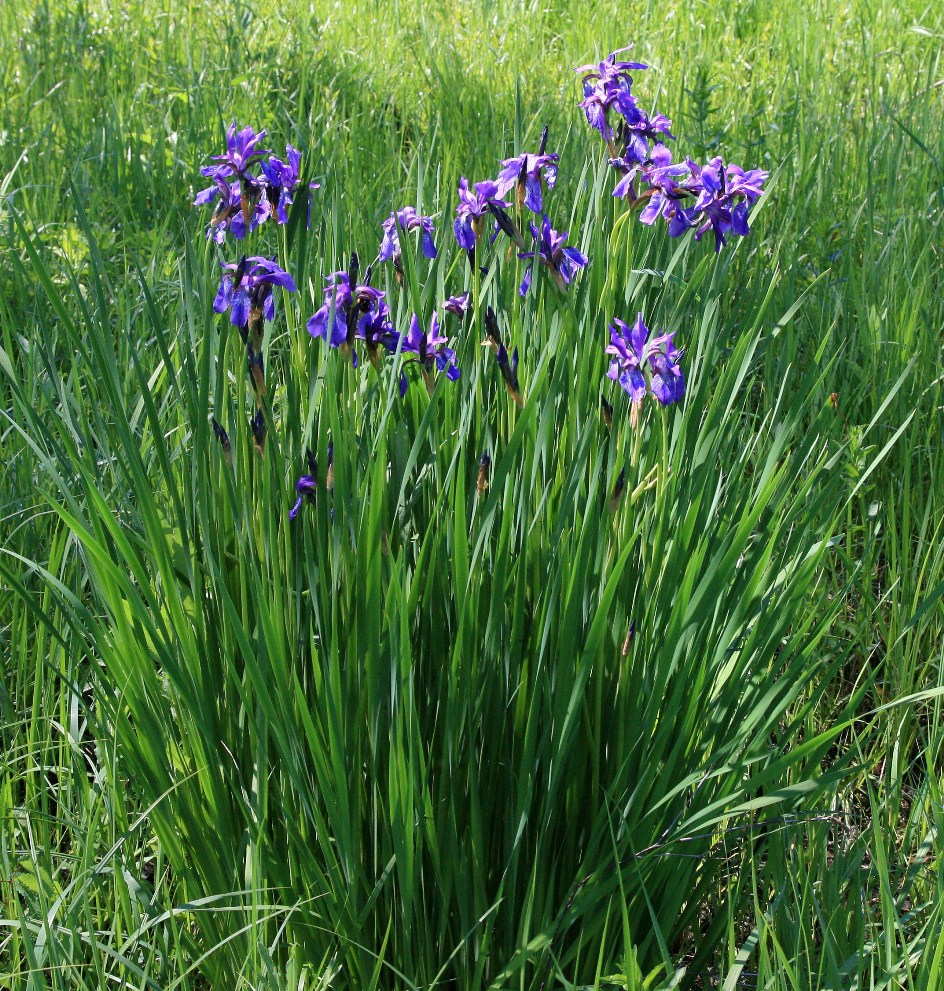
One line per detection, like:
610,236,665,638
518,215,589,295
443,291,471,320
614,144,697,233
260,145,302,224
398,312,460,394
196,124,272,232
454,179,509,250
605,313,684,406
203,122,271,181
575,46,648,149
687,158,768,250
613,101,675,165
213,256,297,328
379,207,438,273
636,154,768,251
195,176,269,242
306,263,387,361
494,152,559,214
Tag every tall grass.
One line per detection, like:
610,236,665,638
1,0,943,988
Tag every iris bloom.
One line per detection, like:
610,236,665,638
613,104,675,166
637,154,768,251
204,122,271,179
260,145,302,224
443,291,471,320
686,158,768,250
575,46,648,149
194,176,267,241
605,313,684,407
196,122,271,229
518,215,589,295
399,312,460,395
213,256,297,328
494,151,559,214
306,257,388,361
379,207,437,274
453,179,509,250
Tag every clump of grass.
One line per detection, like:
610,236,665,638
1,1,943,988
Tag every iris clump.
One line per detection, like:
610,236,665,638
605,312,685,407
575,46,767,251
194,122,318,241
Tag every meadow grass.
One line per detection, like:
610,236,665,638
1,0,943,988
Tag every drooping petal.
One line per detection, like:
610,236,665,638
523,174,543,213
519,265,533,297
213,277,233,314
618,366,648,403
420,227,437,259
454,218,476,250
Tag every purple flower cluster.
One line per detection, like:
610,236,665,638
305,253,461,390
605,313,685,407
636,151,768,251
306,255,395,365
576,45,767,252
194,122,319,242
451,124,580,297
213,255,297,328
575,46,669,158
193,43,774,513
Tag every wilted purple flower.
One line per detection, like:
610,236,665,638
307,257,388,361
476,449,491,493
250,407,266,458
399,312,460,395
494,150,559,214
443,291,471,320
213,256,297,328
379,207,437,276
211,417,232,465
518,215,589,295
289,449,319,520
482,306,522,406
605,313,684,407
454,179,509,250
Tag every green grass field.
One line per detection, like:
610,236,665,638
2,0,943,988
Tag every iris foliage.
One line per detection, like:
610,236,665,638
1,1,943,989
